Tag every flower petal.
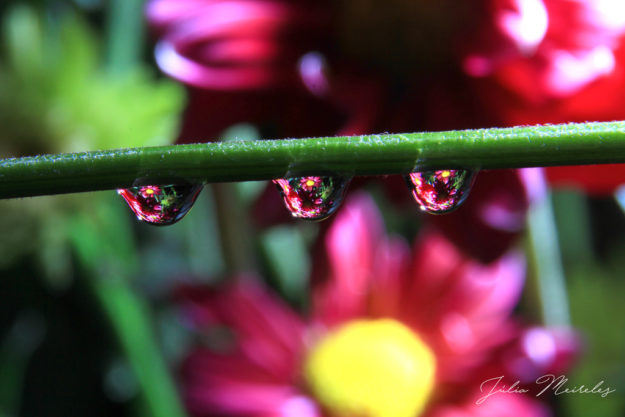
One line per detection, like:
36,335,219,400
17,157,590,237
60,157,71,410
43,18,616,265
176,278,306,380
312,193,384,327
429,392,550,417
429,170,530,263
400,230,526,380
503,326,581,383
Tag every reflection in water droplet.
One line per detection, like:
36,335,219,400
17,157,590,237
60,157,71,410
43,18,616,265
404,169,476,214
117,184,203,225
272,175,350,221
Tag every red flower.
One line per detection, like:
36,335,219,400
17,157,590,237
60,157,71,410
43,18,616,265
465,0,625,100
146,0,539,261
176,194,577,417
145,1,625,258
465,0,625,193
545,163,625,194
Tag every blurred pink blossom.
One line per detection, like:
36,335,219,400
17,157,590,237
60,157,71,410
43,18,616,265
464,0,625,99
145,0,625,264
175,194,578,417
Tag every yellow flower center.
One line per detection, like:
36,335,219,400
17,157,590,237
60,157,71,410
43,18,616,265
304,319,436,417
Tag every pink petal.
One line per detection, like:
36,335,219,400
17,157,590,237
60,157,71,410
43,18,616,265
312,193,384,327
177,279,306,380
186,381,314,417
429,392,550,417
400,230,526,380
449,251,526,321
181,348,316,416
182,349,278,385
147,0,328,91
400,230,466,323
503,326,582,383
428,170,530,263
369,235,411,318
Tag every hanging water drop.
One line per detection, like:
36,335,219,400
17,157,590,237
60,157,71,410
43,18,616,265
404,169,476,214
273,175,350,221
117,184,203,225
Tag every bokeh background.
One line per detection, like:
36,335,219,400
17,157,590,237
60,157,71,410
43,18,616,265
1,1,625,417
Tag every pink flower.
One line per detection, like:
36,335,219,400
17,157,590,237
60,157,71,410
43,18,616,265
146,0,341,142
146,0,328,91
144,1,625,265
176,194,577,417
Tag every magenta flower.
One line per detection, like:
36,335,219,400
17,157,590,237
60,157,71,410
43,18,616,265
175,194,577,417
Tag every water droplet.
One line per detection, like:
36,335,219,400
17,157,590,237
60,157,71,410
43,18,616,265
273,175,350,221
404,169,476,214
117,184,203,225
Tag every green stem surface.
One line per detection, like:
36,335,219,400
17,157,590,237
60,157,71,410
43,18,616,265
2,121,625,199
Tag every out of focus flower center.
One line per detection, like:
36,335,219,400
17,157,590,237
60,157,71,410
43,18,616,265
304,319,436,417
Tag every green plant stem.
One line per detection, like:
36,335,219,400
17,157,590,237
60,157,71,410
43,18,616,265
106,0,145,74
68,200,187,417
91,278,187,417
527,192,571,327
3,121,625,199
212,183,256,274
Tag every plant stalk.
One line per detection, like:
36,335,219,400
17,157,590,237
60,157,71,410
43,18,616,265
2,121,625,199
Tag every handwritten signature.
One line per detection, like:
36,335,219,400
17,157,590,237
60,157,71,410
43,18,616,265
476,375,616,405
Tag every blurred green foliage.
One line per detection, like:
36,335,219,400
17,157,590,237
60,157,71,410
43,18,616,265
0,4,182,156
564,261,625,417
0,2,188,417
0,1,183,277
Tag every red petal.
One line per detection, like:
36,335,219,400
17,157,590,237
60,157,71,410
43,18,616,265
546,164,625,195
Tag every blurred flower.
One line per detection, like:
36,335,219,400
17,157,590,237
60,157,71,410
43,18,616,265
427,169,531,263
145,0,338,141
147,0,625,131
545,163,625,195
175,194,577,417
465,0,625,100
146,0,549,261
